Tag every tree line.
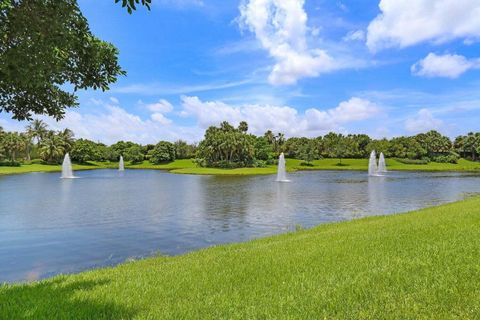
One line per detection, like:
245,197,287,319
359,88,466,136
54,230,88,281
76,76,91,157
0,120,195,166
1,120,480,168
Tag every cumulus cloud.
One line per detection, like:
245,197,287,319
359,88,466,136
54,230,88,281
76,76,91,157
180,96,380,136
405,109,443,133
238,0,354,85
38,100,200,144
145,99,174,113
411,53,480,78
367,0,480,51
1,96,381,143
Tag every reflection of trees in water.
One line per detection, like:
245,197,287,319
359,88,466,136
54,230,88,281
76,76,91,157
200,176,252,233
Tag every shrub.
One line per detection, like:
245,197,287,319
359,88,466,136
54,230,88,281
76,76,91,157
0,160,21,167
30,159,44,164
395,158,430,165
253,160,267,168
300,162,314,167
432,153,459,164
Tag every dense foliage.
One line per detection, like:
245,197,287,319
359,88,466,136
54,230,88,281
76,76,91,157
0,0,125,120
1,120,479,167
150,141,176,164
196,121,257,168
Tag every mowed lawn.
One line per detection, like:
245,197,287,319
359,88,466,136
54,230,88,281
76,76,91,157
1,158,480,176
2,197,480,319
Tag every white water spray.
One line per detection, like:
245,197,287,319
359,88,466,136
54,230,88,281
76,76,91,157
368,150,378,176
119,155,125,171
378,152,387,173
369,150,388,176
276,153,289,182
61,153,75,179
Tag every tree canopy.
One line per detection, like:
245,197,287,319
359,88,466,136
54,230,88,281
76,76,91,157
115,0,151,14
0,0,125,120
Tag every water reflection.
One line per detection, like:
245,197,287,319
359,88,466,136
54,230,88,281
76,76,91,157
1,169,480,283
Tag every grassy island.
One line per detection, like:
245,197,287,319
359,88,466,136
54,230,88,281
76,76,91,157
2,196,480,319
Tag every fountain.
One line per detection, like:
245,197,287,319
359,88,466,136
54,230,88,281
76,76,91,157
378,152,387,173
276,152,289,182
61,153,75,179
119,155,125,171
368,150,378,176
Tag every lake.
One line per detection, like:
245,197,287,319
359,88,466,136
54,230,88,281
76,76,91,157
1,169,480,283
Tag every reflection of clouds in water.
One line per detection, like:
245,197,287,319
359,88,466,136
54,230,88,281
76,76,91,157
3,169,480,283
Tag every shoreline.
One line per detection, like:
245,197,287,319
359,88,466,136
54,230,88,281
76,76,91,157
1,158,480,177
2,196,479,318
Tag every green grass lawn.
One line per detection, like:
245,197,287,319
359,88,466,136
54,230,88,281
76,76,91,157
2,196,480,319
0,162,113,176
1,158,480,177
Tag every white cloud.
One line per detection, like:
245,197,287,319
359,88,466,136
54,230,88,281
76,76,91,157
411,53,480,78
37,101,200,144
109,97,119,104
114,80,251,96
405,109,443,133
1,96,380,143
145,99,174,113
238,0,355,85
180,96,380,136
343,30,365,42
367,0,480,51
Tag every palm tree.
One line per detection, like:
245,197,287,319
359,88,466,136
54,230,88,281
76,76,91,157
39,132,65,163
26,119,48,146
274,132,285,153
58,128,75,153
2,132,25,162
264,130,274,145
20,132,32,161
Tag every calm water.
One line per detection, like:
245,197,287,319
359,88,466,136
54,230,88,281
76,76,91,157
1,169,480,283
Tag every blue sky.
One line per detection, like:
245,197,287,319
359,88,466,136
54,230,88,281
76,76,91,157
1,0,480,144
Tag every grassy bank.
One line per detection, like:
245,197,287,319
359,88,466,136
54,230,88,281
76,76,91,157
1,158,479,177
2,197,480,319
0,162,113,176
126,158,480,174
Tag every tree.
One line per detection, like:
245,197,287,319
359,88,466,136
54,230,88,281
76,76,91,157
70,139,100,163
2,131,24,161
110,141,139,158
297,140,316,165
123,145,144,163
238,121,248,133
389,137,426,159
26,119,48,146
20,132,31,161
174,140,196,159
366,139,391,157
150,141,176,164
58,128,75,153
415,130,452,159
196,121,255,168
1,0,125,120
254,137,273,161
39,132,65,163
274,132,285,153
115,0,151,13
